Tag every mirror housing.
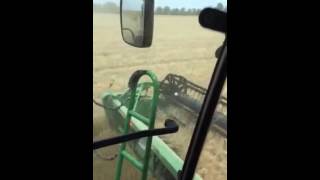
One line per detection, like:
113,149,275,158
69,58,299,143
120,0,154,48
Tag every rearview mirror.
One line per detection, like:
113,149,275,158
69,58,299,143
120,0,154,47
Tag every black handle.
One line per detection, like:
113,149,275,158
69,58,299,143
93,119,179,150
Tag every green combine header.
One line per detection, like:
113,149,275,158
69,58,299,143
101,71,227,180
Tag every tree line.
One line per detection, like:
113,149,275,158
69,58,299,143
93,2,226,15
93,2,119,13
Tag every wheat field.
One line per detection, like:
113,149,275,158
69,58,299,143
93,13,226,180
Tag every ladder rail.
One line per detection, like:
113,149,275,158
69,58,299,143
115,70,160,180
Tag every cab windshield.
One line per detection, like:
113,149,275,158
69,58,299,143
93,0,227,180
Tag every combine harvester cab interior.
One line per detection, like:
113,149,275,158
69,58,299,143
93,0,227,179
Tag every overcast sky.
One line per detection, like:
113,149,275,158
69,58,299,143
93,0,227,9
